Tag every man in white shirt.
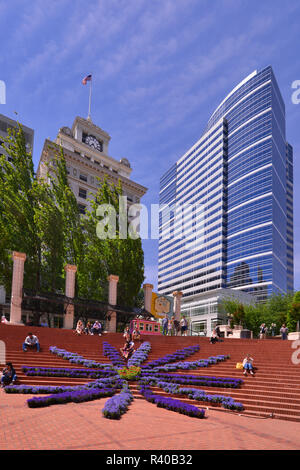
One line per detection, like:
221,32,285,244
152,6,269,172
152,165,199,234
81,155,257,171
22,333,40,352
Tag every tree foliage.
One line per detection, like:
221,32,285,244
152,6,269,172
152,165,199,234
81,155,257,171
219,292,294,336
0,124,40,293
83,177,144,306
286,291,300,332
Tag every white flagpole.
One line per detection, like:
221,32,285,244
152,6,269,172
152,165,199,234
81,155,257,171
88,76,92,120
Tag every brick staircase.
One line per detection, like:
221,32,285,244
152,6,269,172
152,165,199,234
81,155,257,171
1,324,300,422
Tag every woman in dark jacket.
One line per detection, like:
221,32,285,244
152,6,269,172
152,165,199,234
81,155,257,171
1,362,17,387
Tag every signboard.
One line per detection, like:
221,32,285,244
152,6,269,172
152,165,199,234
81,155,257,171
150,293,174,319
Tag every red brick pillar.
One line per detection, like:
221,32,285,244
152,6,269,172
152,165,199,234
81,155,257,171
10,252,26,325
143,283,153,313
107,275,119,332
172,291,183,323
64,264,77,329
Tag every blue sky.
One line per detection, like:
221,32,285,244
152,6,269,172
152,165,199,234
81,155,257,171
0,0,300,291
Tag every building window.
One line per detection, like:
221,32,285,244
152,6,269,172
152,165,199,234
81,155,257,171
191,320,207,335
79,173,88,182
78,204,86,215
79,188,87,199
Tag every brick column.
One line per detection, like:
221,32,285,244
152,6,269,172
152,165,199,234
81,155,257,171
63,264,77,329
106,275,119,333
143,283,153,313
10,252,26,325
172,291,183,322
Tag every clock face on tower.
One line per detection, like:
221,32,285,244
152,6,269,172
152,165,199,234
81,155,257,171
83,134,102,152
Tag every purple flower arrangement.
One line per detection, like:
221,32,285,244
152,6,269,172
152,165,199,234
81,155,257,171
4,384,81,394
141,379,244,412
21,366,115,379
4,376,124,395
140,373,243,388
127,342,151,368
142,354,230,373
11,340,243,418
178,387,244,412
85,377,124,389
139,385,205,419
102,384,134,419
49,346,113,369
103,342,126,368
142,345,200,370
27,387,116,408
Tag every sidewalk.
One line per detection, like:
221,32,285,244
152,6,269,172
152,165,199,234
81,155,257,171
1,391,300,450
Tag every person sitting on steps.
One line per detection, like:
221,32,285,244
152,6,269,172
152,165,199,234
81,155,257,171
22,333,40,352
243,354,254,376
75,320,84,335
120,334,135,359
210,329,219,344
91,321,102,336
84,321,92,335
1,362,17,387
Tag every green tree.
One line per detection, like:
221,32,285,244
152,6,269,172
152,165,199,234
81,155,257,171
33,144,85,295
0,123,41,293
84,177,145,307
46,145,85,272
287,291,300,332
219,298,245,327
219,292,293,337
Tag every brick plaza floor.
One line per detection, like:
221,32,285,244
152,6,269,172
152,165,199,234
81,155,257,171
1,390,300,450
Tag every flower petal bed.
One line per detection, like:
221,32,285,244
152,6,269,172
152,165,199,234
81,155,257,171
49,346,113,369
140,373,243,388
142,345,200,370
21,366,116,379
143,355,231,373
127,342,151,367
178,387,244,411
102,384,134,419
139,377,244,412
103,342,126,368
139,385,205,418
27,387,115,408
4,376,124,394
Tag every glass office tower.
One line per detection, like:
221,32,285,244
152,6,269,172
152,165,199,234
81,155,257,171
158,66,293,304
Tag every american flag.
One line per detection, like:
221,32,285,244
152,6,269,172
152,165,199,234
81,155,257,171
82,74,92,85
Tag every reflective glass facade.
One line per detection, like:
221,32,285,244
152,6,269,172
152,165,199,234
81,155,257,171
158,66,293,302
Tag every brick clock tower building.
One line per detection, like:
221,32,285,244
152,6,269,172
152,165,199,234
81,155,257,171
37,116,147,213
